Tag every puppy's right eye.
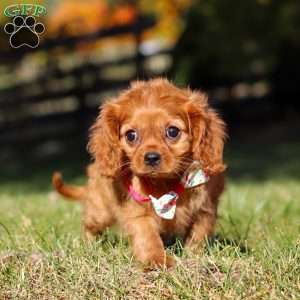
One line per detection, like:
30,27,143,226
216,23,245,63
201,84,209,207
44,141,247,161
125,130,138,143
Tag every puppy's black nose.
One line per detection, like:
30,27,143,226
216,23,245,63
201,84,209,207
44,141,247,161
144,152,161,166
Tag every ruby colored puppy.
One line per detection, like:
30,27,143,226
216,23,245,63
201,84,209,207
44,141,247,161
53,78,226,268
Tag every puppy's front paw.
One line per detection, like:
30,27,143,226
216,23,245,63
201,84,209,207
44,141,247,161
142,254,174,271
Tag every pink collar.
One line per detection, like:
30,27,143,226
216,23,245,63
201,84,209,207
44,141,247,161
126,179,184,204
122,161,209,204
121,161,209,219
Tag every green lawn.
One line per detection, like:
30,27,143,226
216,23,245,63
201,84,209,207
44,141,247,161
0,139,299,299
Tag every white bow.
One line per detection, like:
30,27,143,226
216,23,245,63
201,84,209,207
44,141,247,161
149,164,209,220
149,192,177,220
183,168,209,188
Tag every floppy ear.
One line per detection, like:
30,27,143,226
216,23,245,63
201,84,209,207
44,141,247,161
185,91,226,176
88,102,122,178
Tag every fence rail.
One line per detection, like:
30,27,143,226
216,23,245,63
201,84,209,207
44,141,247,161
0,15,155,60
0,15,168,147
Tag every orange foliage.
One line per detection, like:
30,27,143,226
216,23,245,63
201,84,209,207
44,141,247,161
108,4,137,26
47,1,137,37
45,0,192,53
139,0,191,43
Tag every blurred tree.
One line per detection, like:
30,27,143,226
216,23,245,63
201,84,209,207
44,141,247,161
46,0,137,37
172,0,300,91
139,0,191,43
44,0,191,52
45,0,191,43
0,0,192,52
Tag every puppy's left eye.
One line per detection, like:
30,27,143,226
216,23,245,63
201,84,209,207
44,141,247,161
166,126,180,139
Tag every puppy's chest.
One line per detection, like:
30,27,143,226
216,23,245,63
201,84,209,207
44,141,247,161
159,188,206,235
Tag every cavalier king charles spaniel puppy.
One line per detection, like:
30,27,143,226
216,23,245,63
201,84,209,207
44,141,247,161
53,78,226,268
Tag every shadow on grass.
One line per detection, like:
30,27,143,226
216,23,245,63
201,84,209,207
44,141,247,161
207,234,249,254
89,231,249,258
163,234,249,257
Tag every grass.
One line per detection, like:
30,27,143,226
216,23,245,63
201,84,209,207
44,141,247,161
0,137,300,299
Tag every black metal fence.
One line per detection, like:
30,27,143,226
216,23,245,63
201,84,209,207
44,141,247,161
0,15,174,149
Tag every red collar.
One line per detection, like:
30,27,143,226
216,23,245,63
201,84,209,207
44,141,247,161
122,172,185,203
121,161,209,204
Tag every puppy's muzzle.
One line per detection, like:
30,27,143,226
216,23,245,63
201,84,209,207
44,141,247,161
144,152,161,166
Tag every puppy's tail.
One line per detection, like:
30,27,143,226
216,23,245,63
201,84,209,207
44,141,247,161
52,172,86,201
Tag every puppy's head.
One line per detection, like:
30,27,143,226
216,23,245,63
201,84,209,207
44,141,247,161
88,79,226,179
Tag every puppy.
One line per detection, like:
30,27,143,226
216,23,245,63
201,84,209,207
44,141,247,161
53,78,226,268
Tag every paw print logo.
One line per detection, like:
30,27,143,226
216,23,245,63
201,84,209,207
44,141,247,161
4,16,45,48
